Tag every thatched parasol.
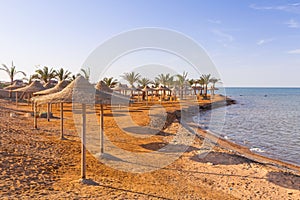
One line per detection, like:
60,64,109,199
33,76,96,181
4,82,24,99
33,76,95,139
95,81,113,93
43,82,55,89
13,81,45,106
33,77,95,105
155,85,170,103
34,80,69,96
171,86,179,100
4,82,24,90
112,83,132,95
112,83,126,91
33,80,70,121
14,80,44,93
141,86,155,105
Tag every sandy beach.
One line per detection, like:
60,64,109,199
0,96,299,200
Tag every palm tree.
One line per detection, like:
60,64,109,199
120,72,141,87
0,61,26,85
138,77,152,101
200,74,211,99
0,61,26,97
80,67,90,81
210,77,220,98
176,71,188,98
153,79,160,88
188,79,197,95
70,74,79,81
55,68,72,81
23,75,35,84
102,77,118,88
138,77,152,88
155,73,173,87
32,66,56,83
198,78,205,96
187,79,196,86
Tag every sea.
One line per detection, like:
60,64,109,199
198,88,300,166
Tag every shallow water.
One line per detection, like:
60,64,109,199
200,88,300,166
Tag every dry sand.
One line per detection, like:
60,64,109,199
0,97,299,199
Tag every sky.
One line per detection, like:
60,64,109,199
0,0,300,87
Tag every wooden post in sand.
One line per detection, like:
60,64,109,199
47,103,50,122
34,102,37,129
60,102,64,140
100,104,104,154
81,103,87,180
27,93,30,105
146,91,148,106
15,92,18,107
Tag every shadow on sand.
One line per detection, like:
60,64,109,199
141,142,200,153
123,126,174,136
190,152,254,165
267,172,300,190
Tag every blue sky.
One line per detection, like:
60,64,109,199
0,0,300,86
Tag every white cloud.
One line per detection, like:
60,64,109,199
285,19,299,28
212,29,234,42
208,19,221,24
288,49,300,54
250,3,300,14
257,38,274,45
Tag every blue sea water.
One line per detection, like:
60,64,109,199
201,88,300,166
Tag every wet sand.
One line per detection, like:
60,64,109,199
0,97,299,199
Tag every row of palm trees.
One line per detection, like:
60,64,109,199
0,61,220,98
118,71,220,98
0,62,91,86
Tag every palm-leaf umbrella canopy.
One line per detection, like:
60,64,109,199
13,80,45,93
155,85,170,91
112,83,128,91
43,82,55,89
33,80,70,96
4,82,24,90
128,85,141,91
96,82,130,105
142,86,155,92
95,81,113,93
32,76,98,182
95,81,113,104
33,76,95,105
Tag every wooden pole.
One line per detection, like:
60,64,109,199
34,102,37,129
60,102,64,139
100,104,104,154
15,92,18,107
47,103,50,122
160,90,162,104
146,91,148,106
27,93,30,105
81,104,87,180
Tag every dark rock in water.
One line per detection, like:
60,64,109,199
264,95,268,97
199,98,236,111
39,112,53,118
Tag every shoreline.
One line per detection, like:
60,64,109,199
200,128,300,174
193,97,300,174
